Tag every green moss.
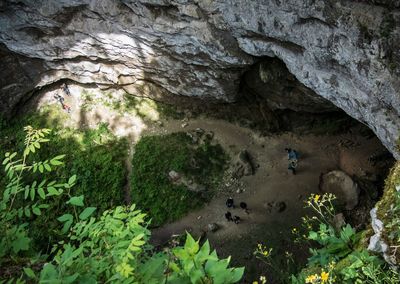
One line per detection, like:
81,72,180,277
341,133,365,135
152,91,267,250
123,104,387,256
376,161,400,263
130,132,228,226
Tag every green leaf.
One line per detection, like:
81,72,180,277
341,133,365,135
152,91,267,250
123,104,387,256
30,187,35,201
184,233,199,255
47,187,61,196
44,163,52,172
67,195,84,207
53,154,66,160
29,144,36,153
39,164,44,173
33,142,40,149
50,159,63,166
24,207,31,217
24,186,30,200
79,207,97,220
2,157,9,165
57,214,73,222
68,175,77,185
11,235,30,253
38,187,46,199
32,207,41,216
23,267,36,279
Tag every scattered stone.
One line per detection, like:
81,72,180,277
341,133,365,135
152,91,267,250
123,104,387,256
205,131,214,140
195,128,205,135
320,170,359,210
197,215,202,220
168,170,181,182
181,122,188,128
207,223,219,232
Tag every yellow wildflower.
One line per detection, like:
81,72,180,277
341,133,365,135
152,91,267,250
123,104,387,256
321,271,329,282
252,282,258,284
305,274,318,283
314,194,320,203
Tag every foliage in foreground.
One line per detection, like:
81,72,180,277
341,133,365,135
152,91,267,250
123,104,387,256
131,132,228,225
0,110,127,248
0,126,243,283
255,193,399,283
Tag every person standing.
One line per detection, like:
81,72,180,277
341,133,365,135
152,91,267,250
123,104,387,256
226,197,234,208
285,148,299,175
62,83,71,96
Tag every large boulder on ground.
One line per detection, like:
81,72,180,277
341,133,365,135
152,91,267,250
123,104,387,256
320,170,359,210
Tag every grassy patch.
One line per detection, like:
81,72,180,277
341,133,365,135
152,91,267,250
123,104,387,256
0,107,128,248
131,132,228,226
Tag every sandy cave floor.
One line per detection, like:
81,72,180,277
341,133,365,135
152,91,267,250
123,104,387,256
29,86,389,283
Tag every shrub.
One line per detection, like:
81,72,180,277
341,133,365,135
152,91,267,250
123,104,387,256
131,132,228,225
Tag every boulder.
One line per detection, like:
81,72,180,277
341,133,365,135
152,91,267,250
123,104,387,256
207,223,219,233
320,170,359,210
232,150,255,178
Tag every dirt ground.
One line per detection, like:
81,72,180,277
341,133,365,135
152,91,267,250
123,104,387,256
30,85,390,283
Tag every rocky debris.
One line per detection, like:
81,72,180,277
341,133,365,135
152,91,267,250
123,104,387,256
168,170,206,192
207,223,219,233
181,122,188,128
264,201,287,213
185,128,214,145
320,170,360,210
232,150,256,178
333,213,346,231
168,170,181,182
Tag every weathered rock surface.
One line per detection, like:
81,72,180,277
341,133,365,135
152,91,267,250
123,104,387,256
320,170,360,210
232,150,256,178
0,0,399,157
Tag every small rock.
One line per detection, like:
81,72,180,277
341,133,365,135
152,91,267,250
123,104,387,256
195,128,205,135
181,122,188,128
207,223,219,232
197,215,202,220
205,131,214,140
168,170,181,182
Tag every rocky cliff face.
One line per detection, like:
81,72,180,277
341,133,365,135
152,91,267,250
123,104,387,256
0,0,399,157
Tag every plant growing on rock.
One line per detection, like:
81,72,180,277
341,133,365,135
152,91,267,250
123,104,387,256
290,193,399,283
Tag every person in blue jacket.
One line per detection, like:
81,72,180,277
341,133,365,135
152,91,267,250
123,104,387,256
285,148,299,175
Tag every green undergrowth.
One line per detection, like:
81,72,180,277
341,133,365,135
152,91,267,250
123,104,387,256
376,161,400,263
131,132,228,226
0,108,128,248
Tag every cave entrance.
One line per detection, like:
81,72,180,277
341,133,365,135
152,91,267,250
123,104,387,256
239,56,360,135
